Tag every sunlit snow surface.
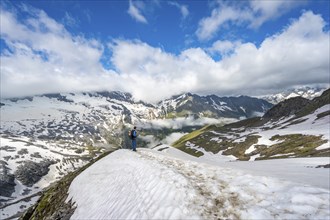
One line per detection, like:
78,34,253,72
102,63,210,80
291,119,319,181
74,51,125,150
67,148,329,220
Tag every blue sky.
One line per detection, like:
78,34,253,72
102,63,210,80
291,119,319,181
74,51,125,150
1,0,329,102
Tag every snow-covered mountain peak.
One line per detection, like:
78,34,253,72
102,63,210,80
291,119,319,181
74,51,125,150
261,86,326,104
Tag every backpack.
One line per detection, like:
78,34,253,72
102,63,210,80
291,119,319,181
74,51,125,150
131,130,137,139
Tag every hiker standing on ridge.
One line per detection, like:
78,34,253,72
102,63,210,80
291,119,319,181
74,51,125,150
129,126,138,151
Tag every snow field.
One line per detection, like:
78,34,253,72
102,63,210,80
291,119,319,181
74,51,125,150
0,136,93,218
0,94,138,137
67,149,200,219
0,137,89,174
67,148,330,220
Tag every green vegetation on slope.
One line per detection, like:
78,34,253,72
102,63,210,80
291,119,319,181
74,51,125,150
172,122,328,160
256,134,328,160
224,117,266,129
172,125,213,157
220,135,260,161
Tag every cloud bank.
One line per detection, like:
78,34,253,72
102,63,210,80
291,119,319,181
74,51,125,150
1,4,329,103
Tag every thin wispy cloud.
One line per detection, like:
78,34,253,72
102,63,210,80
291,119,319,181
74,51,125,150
196,5,251,41
127,0,148,24
196,0,306,41
63,12,79,28
249,0,306,28
168,2,189,19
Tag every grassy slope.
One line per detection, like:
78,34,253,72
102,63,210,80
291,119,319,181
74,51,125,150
172,125,213,157
173,123,329,160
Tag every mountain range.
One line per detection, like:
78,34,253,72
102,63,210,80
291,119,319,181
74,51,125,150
0,91,273,143
17,88,330,220
0,88,329,219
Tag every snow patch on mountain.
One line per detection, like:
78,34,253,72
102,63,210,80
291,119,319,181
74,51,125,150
261,87,326,104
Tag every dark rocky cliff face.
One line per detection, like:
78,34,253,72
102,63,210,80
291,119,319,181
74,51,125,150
0,161,16,198
260,88,329,120
263,96,311,119
295,88,330,117
15,160,56,187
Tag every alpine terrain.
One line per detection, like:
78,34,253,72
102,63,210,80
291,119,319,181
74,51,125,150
1,0,329,219
0,91,272,218
6,88,330,220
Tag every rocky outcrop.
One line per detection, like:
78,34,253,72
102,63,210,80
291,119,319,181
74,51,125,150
263,96,311,119
296,88,330,117
263,88,329,120
14,160,56,187
0,161,16,198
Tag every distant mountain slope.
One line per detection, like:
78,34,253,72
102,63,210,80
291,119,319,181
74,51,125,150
173,88,330,160
1,92,272,142
295,88,330,117
159,93,272,119
0,92,158,143
263,96,311,119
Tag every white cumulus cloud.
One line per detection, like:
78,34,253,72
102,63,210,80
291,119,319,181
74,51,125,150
0,4,329,104
208,40,242,57
111,11,329,102
0,5,122,98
